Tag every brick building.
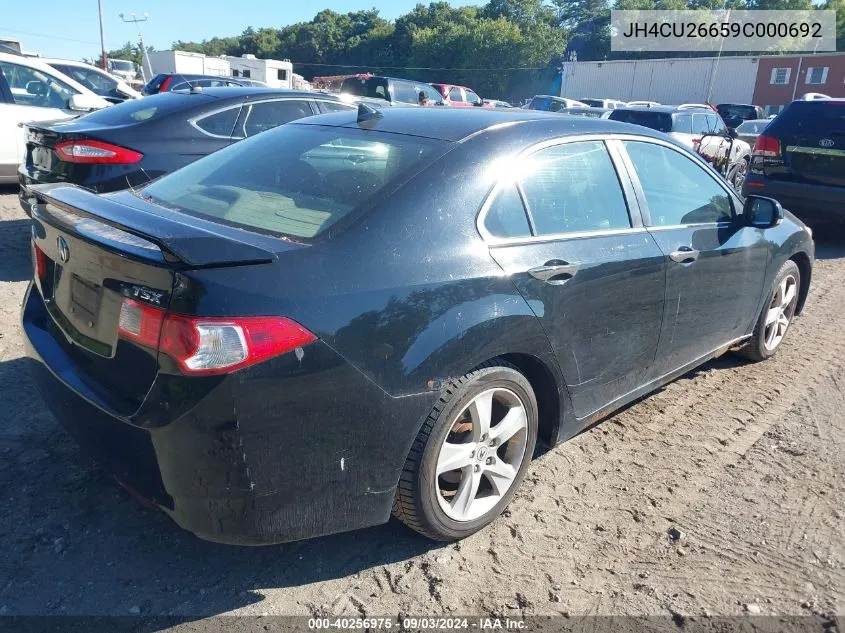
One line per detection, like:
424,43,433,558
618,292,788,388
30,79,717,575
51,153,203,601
752,52,845,115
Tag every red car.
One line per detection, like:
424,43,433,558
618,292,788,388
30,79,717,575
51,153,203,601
431,83,492,108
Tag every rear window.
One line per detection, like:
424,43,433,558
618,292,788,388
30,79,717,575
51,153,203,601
608,110,673,133
140,124,448,240
580,99,603,108
341,77,390,101
767,101,845,136
716,104,757,119
78,92,211,125
737,120,768,135
143,74,167,93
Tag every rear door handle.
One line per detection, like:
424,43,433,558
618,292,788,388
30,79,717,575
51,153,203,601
528,262,580,285
669,247,699,264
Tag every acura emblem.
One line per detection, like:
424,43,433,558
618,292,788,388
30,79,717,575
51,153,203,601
820,139,834,148
57,236,69,263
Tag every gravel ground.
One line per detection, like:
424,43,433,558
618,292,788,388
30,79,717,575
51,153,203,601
0,186,843,623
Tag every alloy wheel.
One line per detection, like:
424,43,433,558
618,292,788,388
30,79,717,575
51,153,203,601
435,388,529,522
764,274,798,351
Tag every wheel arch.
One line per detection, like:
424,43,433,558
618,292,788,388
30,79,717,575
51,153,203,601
789,250,812,315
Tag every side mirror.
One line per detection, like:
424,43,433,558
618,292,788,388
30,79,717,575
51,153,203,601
67,93,107,112
743,195,784,229
25,80,46,96
727,127,738,139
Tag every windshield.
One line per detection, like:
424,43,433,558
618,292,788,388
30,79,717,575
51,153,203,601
110,60,135,72
50,64,117,96
527,96,564,112
141,124,448,240
608,110,673,133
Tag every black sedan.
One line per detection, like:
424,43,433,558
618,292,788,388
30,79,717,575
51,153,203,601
17,87,357,205
22,107,814,545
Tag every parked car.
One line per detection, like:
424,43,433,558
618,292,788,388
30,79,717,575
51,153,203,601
579,98,626,110
340,74,444,106
626,100,660,107
525,95,589,112
142,73,250,95
41,58,140,104
22,107,813,545
484,99,513,108
715,103,764,130
558,107,612,119
742,98,845,227
431,83,490,108
0,52,110,184
734,119,771,146
609,104,751,192
18,87,355,201
107,58,139,83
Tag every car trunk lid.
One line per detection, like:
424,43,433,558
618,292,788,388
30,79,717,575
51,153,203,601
30,185,279,414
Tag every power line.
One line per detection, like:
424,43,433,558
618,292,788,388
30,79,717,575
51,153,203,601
295,62,554,71
0,27,100,46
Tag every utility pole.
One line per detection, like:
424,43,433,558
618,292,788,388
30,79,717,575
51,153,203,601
98,0,107,70
120,11,151,82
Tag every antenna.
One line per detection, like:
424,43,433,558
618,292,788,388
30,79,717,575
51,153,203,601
357,102,383,124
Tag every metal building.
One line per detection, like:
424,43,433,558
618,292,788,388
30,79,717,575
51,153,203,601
560,55,759,105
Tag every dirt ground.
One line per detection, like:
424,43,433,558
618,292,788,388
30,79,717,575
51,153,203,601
0,186,842,623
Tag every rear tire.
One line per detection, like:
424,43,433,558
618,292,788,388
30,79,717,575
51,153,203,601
392,362,538,541
739,259,800,362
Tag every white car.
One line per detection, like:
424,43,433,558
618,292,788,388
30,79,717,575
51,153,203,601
579,98,626,110
0,52,110,183
627,100,660,107
41,58,140,104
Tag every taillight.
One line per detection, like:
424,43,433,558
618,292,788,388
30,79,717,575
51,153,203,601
31,241,47,281
55,140,143,164
117,298,316,375
752,135,781,158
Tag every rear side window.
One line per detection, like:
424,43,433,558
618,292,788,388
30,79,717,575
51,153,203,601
673,114,692,134
141,125,447,240
608,110,673,133
240,100,314,137
484,184,531,238
448,87,463,102
519,141,631,235
767,101,845,136
391,80,419,104
692,113,710,135
341,77,389,101
194,107,240,137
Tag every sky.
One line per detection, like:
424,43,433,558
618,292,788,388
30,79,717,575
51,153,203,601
1,0,473,61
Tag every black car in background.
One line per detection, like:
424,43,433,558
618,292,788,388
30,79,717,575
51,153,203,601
142,73,250,95
716,103,765,129
742,99,845,226
22,108,813,545
18,87,356,204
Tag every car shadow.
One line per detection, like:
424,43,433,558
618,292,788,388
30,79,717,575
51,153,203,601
0,355,437,618
0,216,33,282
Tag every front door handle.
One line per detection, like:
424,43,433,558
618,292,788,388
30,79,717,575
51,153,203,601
669,247,699,264
528,262,580,285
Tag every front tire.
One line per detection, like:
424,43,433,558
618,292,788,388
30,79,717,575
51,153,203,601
739,259,800,362
393,362,538,541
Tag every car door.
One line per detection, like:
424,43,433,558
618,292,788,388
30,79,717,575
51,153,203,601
234,98,318,138
0,60,78,176
481,139,666,421
618,138,769,377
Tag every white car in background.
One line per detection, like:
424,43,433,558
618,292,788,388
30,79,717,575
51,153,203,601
0,52,110,183
40,58,140,104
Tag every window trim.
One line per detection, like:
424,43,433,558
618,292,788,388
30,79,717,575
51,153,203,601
232,97,318,139
188,103,245,139
770,67,791,85
476,134,643,246
613,136,740,229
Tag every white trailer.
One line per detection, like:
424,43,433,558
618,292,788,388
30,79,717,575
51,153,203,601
227,54,293,89
148,50,231,77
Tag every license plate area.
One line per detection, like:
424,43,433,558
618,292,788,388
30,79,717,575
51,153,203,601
49,266,119,358
31,146,53,171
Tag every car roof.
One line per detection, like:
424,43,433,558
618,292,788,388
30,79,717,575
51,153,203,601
613,104,711,114
0,52,105,97
171,86,339,101
292,106,666,142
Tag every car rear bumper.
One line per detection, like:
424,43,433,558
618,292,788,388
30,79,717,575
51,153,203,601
22,283,436,544
743,175,845,222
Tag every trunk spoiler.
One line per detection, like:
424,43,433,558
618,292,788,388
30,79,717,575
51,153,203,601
30,184,277,267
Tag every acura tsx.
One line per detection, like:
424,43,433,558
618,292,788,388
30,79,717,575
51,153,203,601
22,106,814,544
